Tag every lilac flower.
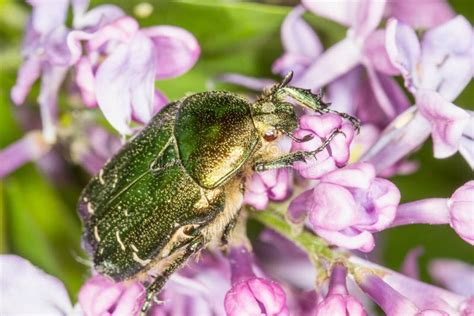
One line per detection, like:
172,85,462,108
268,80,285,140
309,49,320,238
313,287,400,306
0,255,75,315
224,246,289,316
289,162,400,252
152,251,230,315
386,16,473,102
68,13,200,135
361,17,474,170
400,247,424,279
0,131,51,178
244,138,292,210
291,113,355,179
429,259,474,297
78,275,145,316
384,0,455,29
390,181,474,245
315,263,367,316
288,0,408,122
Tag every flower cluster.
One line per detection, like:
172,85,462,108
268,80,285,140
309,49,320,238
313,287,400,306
1,1,473,316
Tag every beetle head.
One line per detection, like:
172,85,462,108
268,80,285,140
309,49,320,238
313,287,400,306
251,72,299,140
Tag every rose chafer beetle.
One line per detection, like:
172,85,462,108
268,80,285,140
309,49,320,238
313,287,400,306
78,72,359,314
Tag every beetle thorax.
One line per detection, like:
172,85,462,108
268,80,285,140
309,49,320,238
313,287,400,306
251,100,298,139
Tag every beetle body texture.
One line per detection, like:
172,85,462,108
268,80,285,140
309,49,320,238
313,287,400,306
79,91,268,281
78,73,359,312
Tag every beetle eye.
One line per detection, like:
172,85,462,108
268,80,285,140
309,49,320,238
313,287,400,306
263,130,278,141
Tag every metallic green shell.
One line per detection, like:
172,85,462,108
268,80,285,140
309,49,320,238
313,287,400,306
175,91,259,189
78,101,225,280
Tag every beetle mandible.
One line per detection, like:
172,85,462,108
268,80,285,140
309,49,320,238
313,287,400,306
77,72,359,314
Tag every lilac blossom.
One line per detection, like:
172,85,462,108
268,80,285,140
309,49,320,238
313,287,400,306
68,16,200,134
287,0,408,122
390,181,474,245
79,275,145,316
224,246,289,316
289,162,400,252
0,131,51,178
384,0,455,29
429,259,474,297
291,113,355,179
315,263,366,316
0,255,76,315
244,138,292,210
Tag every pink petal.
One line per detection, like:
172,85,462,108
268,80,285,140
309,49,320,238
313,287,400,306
363,30,400,75
421,16,474,101
288,189,312,223
385,18,421,94
429,259,474,297
38,65,68,143
95,33,156,134
302,0,355,26
29,0,68,34
142,26,200,79
298,113,343,138
309,183,358,231
75,56,97,108
112,282,145,316
294,37,362,90
416,90,470,158
281,6,322,57
320,162,375,190
400,247,424,280
0,255,72,315
327,67,362,115
459,111,474,169
315,228,375,252
448,181,474,245
216,73,275,91
386,0,455,28
73,4,125,30
11,56,42,105
353,0,386,38
0,131,51,178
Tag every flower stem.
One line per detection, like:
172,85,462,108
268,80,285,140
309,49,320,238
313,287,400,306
250,210,345,265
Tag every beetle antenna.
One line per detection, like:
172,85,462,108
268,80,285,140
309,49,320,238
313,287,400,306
279,71,294,88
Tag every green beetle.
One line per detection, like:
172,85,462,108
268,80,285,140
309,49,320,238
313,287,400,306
78,72,358,313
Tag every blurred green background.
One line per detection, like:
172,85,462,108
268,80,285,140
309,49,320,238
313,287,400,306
0,0,472,298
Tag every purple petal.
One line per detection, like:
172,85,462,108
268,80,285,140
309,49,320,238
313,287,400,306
448,181,474,245
29,0,68,34
281,6,322,57
141,26,200,79
385,18,421,94
421,16,473,101
459,111,474,169
288,189,312,223
358,274,420,315
416,90,470,158
309,183,359,231
75,56,97,108
294,37,362,90
320,162,375,190
95,33,156,134
273,6,322,77
362,107,431,174
0,255,72,315
386,0,455,28
429,259,474,296
327,67,362,115
400,247,424,279
302,0,354,27
315,228,375,252
11,56,42,105
391,198,450,227
73,3,125,30
0,131,51,178
363,30,400,75
353,0,386,38
38,65,68,143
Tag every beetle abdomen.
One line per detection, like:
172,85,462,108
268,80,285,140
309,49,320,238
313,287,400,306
175,91,259,189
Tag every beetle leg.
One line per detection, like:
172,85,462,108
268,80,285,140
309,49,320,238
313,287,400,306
140,236,204,315
253,129,344,172
275,86,360,132
220,211,240,248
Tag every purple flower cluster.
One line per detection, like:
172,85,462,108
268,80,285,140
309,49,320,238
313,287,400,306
1,0,473,316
